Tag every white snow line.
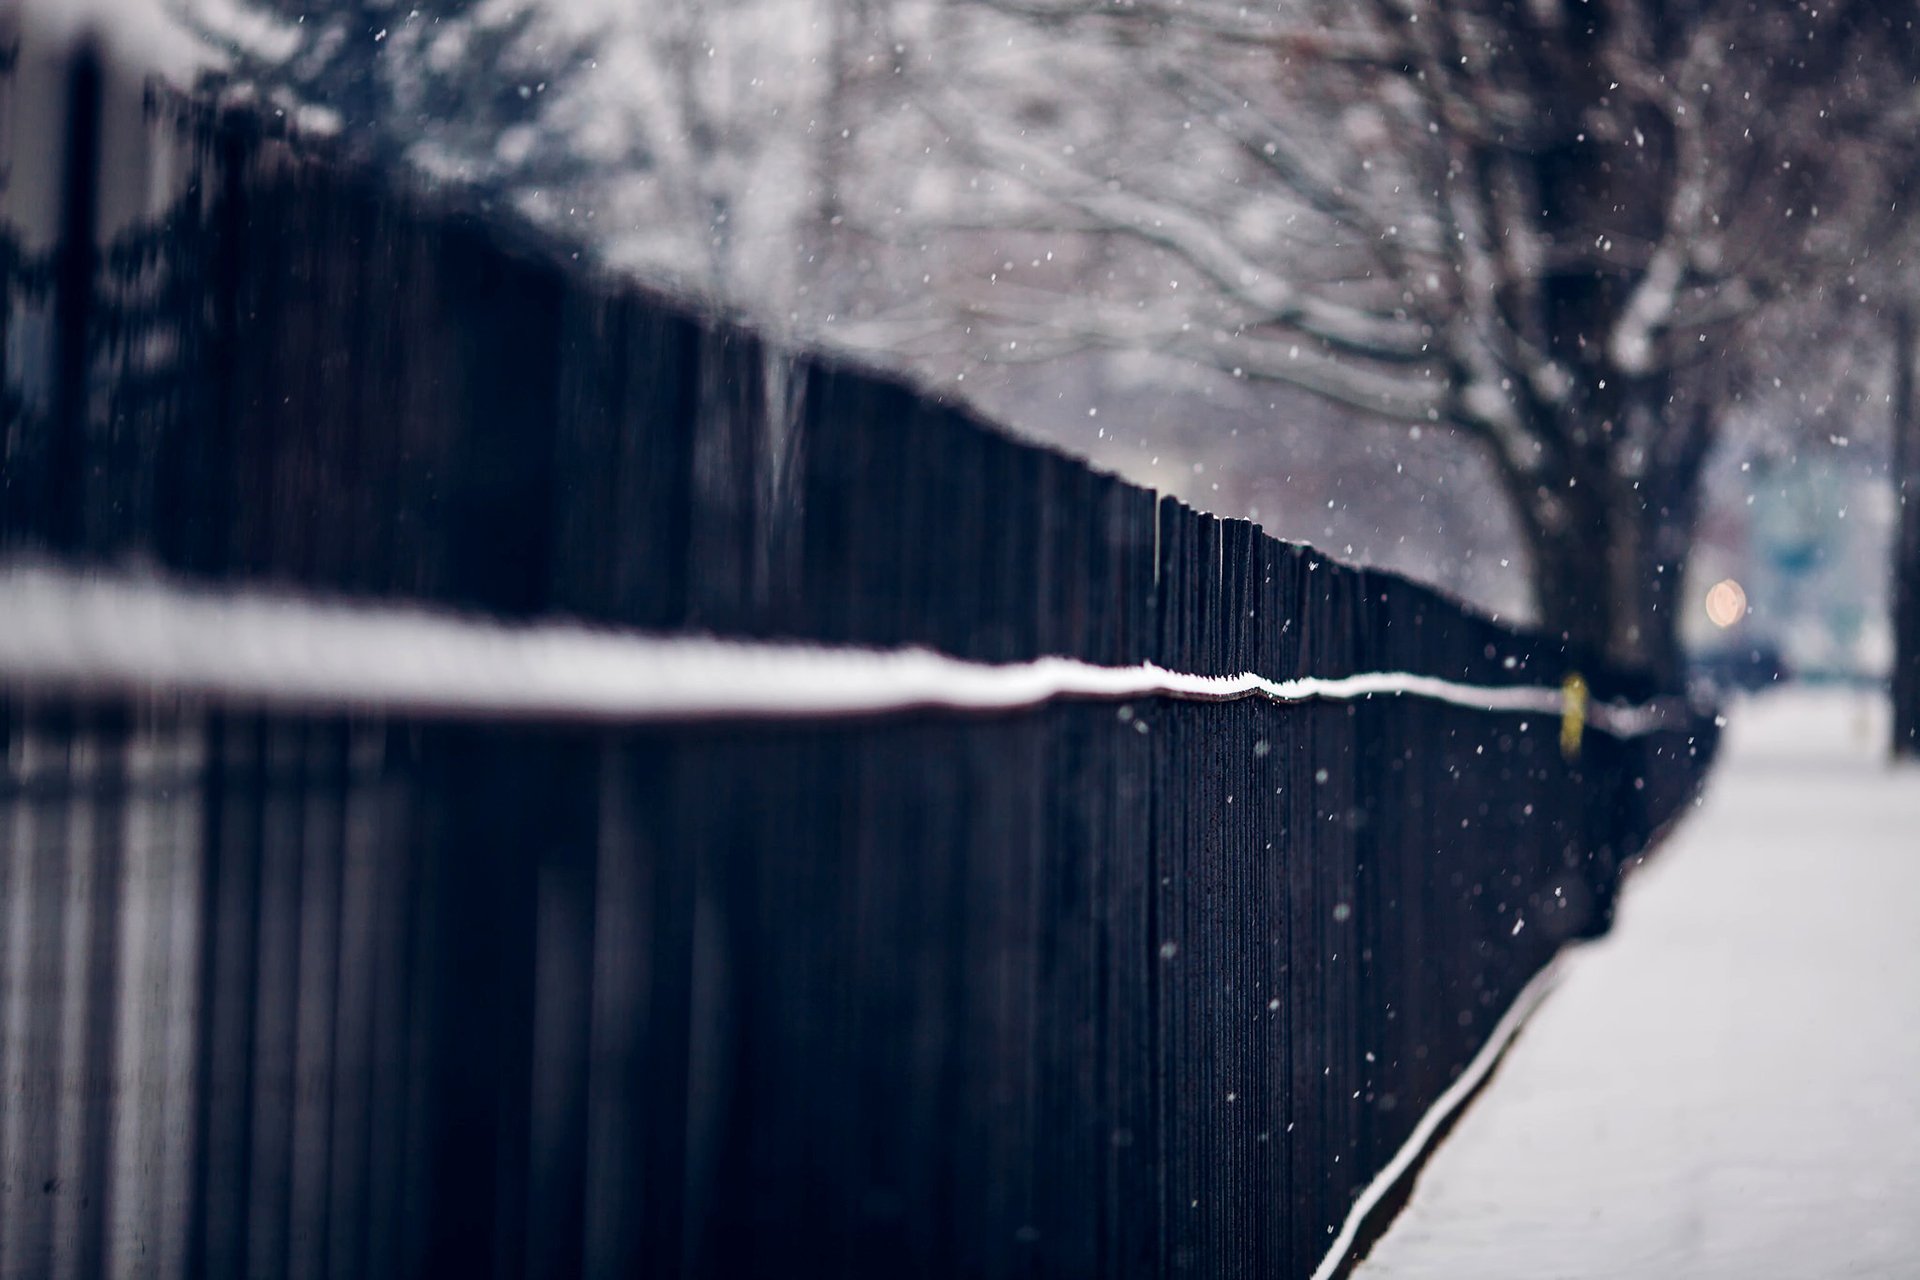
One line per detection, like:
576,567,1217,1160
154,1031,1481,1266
0,563,1676,733
1308,953,1569,1280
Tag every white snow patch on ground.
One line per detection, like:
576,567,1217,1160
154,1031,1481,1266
1355,685,1920,1279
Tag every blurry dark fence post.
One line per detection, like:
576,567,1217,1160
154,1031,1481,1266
1893,303,1920,759
47,38,100,552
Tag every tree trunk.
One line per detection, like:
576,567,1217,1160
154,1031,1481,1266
1609,462,1699,687
1528,482,1693,688
1516,391,1704,691
1525,463,1616,667
1511,17,1698,688
1893,304,1920,759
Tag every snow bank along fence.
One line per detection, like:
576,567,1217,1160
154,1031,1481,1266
0,35,1715,1280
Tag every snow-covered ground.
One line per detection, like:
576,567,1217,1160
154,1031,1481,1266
1355,685,1920,1279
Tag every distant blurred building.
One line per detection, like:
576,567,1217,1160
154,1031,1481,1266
1685,447,1895,683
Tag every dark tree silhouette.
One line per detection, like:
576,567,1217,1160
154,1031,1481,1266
175,0,593,202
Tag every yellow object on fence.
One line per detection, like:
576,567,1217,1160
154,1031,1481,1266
1561,672,1588,760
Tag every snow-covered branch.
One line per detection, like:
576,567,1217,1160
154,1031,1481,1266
909,78,1434,364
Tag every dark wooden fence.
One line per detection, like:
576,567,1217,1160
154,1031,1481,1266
0,34,1713,1280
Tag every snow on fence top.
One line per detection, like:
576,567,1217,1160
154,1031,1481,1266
0,562,1685,737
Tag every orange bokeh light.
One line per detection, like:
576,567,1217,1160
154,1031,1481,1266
1704,578,1747,628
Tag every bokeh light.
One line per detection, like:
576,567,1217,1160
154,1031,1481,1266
1704,578,1748,628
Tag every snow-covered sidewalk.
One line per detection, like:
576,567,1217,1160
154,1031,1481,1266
1354,687,1920,1279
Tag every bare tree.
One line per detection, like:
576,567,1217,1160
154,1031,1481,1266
171,0,593,200
872,0,1920,679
